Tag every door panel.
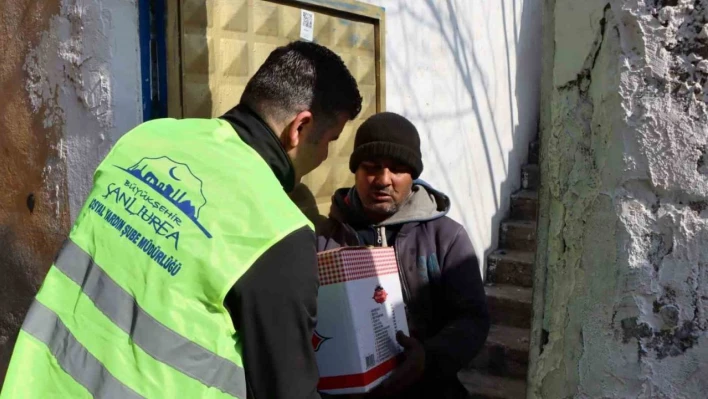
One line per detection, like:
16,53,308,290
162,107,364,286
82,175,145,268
174,0,384,219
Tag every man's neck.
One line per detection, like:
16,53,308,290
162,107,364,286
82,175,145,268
220,104,296,192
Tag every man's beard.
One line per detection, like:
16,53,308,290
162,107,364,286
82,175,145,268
367,201,399,217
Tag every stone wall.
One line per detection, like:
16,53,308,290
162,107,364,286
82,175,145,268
529,0,708,397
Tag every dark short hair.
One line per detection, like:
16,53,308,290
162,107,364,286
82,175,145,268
240,41,362,126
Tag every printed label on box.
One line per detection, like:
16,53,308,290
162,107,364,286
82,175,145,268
314,247,409,394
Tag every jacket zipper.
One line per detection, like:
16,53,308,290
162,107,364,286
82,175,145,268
376,226,389,247
393,236,412,312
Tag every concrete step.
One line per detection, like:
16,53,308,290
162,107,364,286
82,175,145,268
528,140,540,165
487,250,534,288
459,369,527,399
485,284,533,329
510,189,538,221
471,324,530,379
499,220,537,252
521,164,540,190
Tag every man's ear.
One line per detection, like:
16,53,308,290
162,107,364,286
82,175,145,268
283,110,313,150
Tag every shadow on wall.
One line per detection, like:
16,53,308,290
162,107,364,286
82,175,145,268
383,0,541,275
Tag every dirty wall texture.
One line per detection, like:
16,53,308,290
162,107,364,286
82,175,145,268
0,0,66,383
0,0,141,383
528,0,708,397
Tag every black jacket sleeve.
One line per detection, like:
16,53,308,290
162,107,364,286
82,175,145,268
225,226,321,399
423,227,490,379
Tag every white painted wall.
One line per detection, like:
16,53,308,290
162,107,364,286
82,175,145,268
27,0,143,222
362,0,542,274
528,0,708,397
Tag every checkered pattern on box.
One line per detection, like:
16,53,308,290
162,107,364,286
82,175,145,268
318,247,399,286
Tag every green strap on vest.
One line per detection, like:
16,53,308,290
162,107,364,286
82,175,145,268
1,118,312,398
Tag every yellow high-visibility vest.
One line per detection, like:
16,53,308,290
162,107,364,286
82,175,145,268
1,118,312,398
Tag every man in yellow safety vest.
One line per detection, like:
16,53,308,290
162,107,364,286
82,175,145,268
1,41,362,399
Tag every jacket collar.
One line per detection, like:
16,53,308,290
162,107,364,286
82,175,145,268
220,104,296,192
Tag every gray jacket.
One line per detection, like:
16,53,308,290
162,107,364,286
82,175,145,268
316,182,490,393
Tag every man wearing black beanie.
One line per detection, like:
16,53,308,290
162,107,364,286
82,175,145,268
317,112,490,398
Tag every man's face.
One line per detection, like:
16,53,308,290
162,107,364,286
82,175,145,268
355,158,414,219
290,114,349,182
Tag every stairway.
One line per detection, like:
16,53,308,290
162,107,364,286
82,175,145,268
460,140,539,399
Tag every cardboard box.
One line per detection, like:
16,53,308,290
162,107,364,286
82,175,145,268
314,246,409,394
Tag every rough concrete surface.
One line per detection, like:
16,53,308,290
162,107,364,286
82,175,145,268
0,0,141,383
0,0,67,383
25,0,142,221
529,0,708,398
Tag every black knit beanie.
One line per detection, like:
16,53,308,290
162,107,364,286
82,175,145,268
349,112,423,179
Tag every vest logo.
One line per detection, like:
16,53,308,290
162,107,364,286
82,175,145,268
372,285,388,304
117,156,212,239
311,330,331,352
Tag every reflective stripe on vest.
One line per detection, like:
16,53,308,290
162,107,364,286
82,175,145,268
22,301,143,399
1,118,312,398
50,240,247,398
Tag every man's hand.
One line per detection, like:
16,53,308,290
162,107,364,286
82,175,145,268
368,331,426,397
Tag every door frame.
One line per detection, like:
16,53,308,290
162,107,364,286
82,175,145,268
165,0,387,118
140,0,169,120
